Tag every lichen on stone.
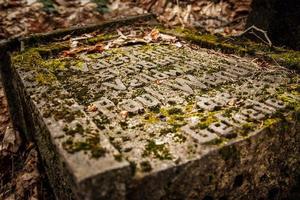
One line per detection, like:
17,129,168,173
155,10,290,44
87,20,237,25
142,139,172,160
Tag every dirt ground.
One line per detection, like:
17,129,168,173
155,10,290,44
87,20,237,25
0,0,253,199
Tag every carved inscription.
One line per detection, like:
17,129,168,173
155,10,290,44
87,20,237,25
53,43,297,149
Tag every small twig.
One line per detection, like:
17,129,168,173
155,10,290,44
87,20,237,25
237,25,272,47
250,31,271,47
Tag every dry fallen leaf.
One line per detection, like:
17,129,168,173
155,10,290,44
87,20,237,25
1,126,21,155
87,104,98,112
63,43,104,57
150,28,160,40
120,110,128,119
86,43,104,53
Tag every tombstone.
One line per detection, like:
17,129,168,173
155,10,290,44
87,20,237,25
0,15,299,200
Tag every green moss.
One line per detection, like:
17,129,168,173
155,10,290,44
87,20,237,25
132,88,146,98
114,154,123,162
91,146,107,158
223,109,234,118
149,105,161,113
236,122,256,136
160,127,176,136
35,73,56,85
269,51,300,70
204,138,224,145
63,139,90,152
35,42,69,56
73,86,90,104
279,93,300,113
63,123,84,136
93,114,110,130
12,49,42,69
173,133,187,143
11,43,70,85
158,26,300,70
167,107,183,115
219,145,239,161
51,107,84,123
143,113,159,124
142,140,172,160
263,118,281,127
158,27,248,55
86,33,116,44
196,115,218,130
140,161,152,172
13,49,57,85
73,60,86,70
119,121,128,129
62,135,106,158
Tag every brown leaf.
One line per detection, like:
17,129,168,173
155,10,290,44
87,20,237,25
150,28,160,40
1,126,21,154
86,44,104,54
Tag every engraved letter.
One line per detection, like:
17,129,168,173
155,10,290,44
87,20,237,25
103,78,126,91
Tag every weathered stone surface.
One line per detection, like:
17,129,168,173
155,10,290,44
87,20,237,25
1,16,300,200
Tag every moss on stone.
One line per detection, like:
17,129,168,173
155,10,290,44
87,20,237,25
93,114,110,130
219,145,240,161
197,115,218,130
279,93,300,113
85,33,116,44
91,146,107,158
167,107,183,115
114,154,123,162
173,133,187,143
158,27,248,55
204,138,224,145
63,123,84,136
119,121,128,129
35,73,57,85
238,122,256,136
158,26,300,71
43,58,67,71
160,127,176,136
35,42,69,56
142,139,172,160
51,107,84,123
143,113,159,124
11,43,70,85
269,50,300,70
132,88,146,98
140,160,152,172
62,135,106,158
263,118,281,127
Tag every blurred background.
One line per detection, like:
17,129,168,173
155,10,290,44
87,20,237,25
0,0,252,39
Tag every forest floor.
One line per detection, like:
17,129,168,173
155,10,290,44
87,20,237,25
0,0,252,199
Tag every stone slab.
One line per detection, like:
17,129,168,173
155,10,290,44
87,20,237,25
1,15,300,199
